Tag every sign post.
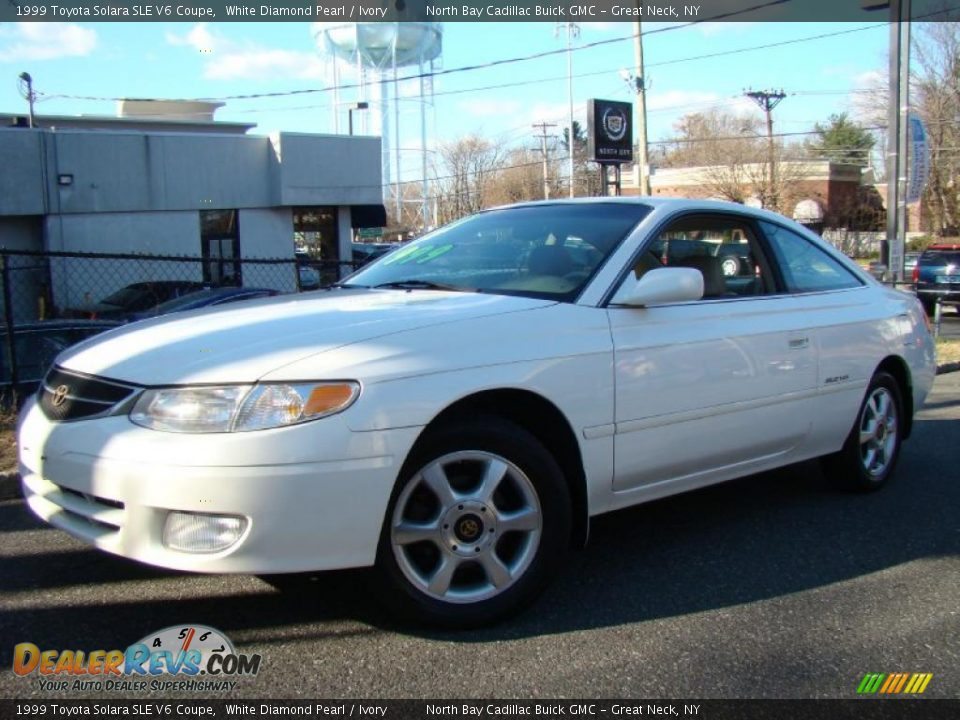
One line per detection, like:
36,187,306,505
587,99,634,196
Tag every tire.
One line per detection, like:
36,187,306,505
822,371,904,492
374,417,571,628
920,297,936,316
719,256,741,277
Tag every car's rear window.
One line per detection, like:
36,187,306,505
921,251,960,266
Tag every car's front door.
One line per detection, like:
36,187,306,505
607,213,817,493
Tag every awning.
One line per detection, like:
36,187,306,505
351,204,387,229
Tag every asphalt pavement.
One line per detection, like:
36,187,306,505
1,374,958,700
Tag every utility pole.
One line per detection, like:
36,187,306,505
861,0,911,281
532,121,558,200
745,89,786,210
557,22,580,198
633,16,651,195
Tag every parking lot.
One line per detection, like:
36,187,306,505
1,373,957,700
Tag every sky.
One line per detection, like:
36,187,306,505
0,19,892,183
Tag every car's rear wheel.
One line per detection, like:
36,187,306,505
375,417,570,628
823,371,903,492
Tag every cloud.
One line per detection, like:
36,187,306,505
0,23,97,62
166,23,326,82
853,69,885,89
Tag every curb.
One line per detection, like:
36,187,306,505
0,471,20,502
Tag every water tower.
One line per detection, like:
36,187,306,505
315,22,443,232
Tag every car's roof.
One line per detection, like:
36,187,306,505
485,196,805,226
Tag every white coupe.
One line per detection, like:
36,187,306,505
18,199,936,627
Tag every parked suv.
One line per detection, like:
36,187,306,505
913,243,960,314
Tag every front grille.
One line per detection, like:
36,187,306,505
57,487,126,532
40,367,139,422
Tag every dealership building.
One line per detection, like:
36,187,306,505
0,101,384,321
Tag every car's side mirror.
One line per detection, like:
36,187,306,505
611,267,704,307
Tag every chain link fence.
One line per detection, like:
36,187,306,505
0,249,360,401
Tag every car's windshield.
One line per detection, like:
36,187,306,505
346,203,651,301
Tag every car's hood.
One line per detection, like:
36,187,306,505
58,289,554,385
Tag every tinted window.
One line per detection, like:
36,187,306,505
760,222,862,293
348,203,651,301
920,251,960,267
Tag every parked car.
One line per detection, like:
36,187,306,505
126,287,280,321
65,281,206,321
352,242,400,267
912,243,960,314
19,199,935,627
0,319,121,398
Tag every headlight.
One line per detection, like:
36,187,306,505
130,382,360,433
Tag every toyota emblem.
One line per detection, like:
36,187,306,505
51,385,70,407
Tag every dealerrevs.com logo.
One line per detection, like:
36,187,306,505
13,625,261,693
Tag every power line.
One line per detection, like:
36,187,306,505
36,1,798,105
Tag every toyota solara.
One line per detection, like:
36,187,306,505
19,199,936,626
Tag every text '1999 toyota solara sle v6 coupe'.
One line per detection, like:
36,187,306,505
19,199,936,627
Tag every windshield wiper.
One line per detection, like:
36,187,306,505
373,280,468,292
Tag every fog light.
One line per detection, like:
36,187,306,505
163,512,247,553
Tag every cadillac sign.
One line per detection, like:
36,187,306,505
587,99,633,164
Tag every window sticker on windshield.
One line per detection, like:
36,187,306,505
384,244,454,265
383,246,427,265
416,245,454,264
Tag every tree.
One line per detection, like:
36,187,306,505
655,110,806,213
485,147,561,206
560,120,602,197
432,135,505,225
805,113,876,166
913,22,960,236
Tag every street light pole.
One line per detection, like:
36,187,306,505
18,72,36,128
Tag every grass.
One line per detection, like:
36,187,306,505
937,337,960,366
0,407,17,474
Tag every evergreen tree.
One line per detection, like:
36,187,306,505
807,113,875,166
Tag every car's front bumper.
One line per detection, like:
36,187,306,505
18,396,419,574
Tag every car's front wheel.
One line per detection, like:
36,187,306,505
822,371,903,491
375,417,571,628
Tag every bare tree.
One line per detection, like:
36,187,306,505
485,148,561,207
432,136,506,225
659,110,803,211
913,22,960,235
